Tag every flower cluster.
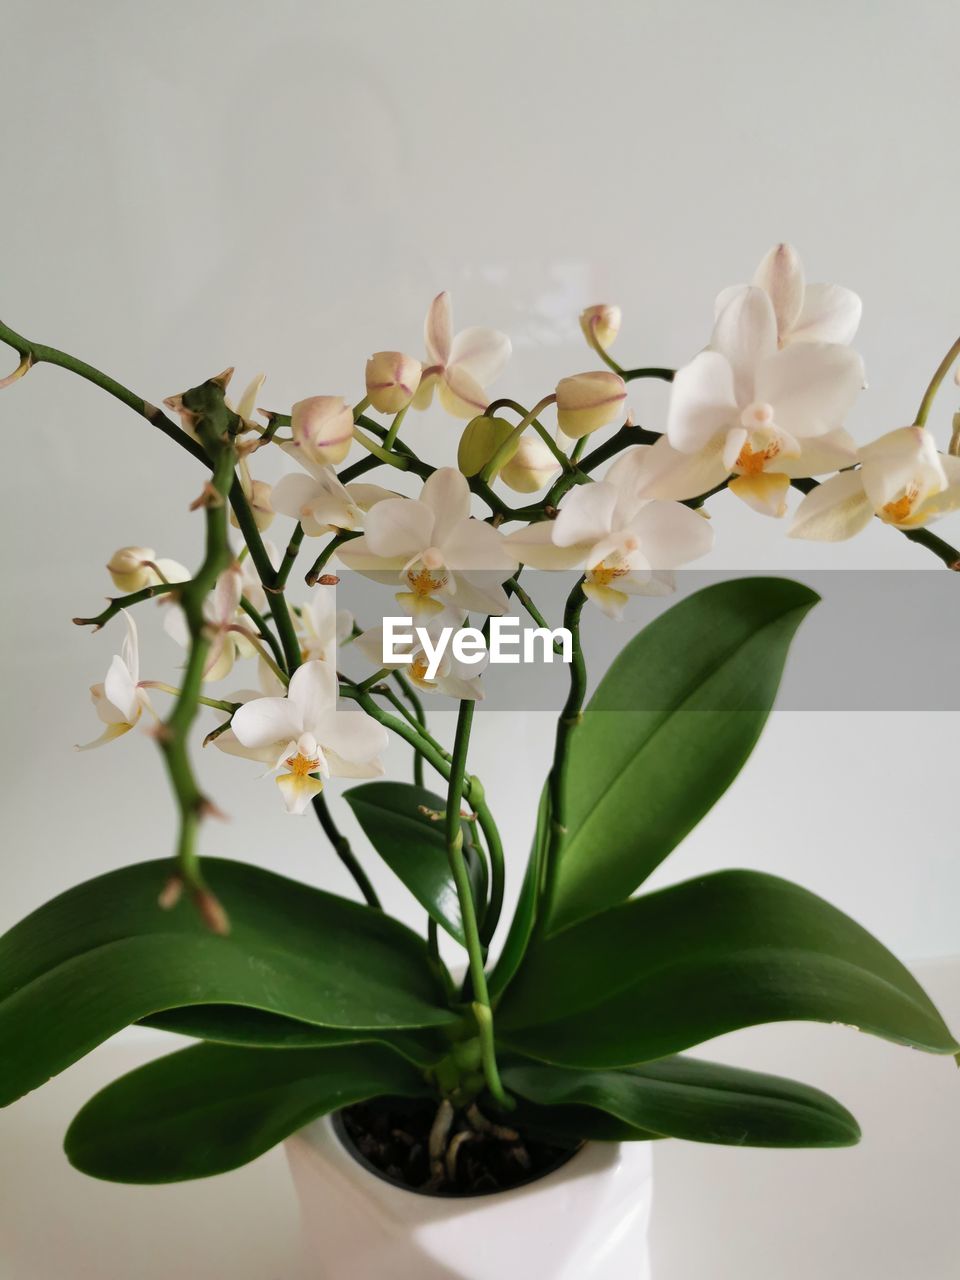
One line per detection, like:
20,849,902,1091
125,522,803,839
66,247,960,826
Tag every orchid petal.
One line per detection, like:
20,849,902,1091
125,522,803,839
447,572,513,616
859,426,946,510
582,581,630,619
439,365,489,418
710,286,777,405
76,721,133,751
628,500,715,566
424,292,453,366
104,653,140,724
666,352,738,454
440,518,518,572
503,521,590,570
753,243,805,340
448,326,512,383
287,660,338,733
791,284,862,345
421,467,471,543
552,482,618,547
118,610,140,684
362,497,435,559
755,342,864,440
777,429,858,479
630,435,731,503
231,695,303,750
728,471,791,518
276,772,325,815
314,707,389,769
789,471,874,541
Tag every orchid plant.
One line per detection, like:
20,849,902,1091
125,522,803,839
1,247,958,1191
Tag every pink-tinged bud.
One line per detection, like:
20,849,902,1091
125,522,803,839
290,396,355,466
579,305,621,352
107,547,190,592
555,371,627,438
365,351,422,414
501,434,561,494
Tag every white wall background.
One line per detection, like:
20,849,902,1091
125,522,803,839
2,2,960,1276
1,0,958,958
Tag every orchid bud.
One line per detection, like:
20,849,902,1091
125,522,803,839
290,396,354,466
579,305,621,352
501,434,561,494
457,415,517,478
555,371,627,438
107,547,189,592
365,352,423,414
230,460,275,532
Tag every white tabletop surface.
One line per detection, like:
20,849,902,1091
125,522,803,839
2,959,957,1280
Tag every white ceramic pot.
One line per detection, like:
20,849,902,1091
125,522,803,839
285,1114,653,1280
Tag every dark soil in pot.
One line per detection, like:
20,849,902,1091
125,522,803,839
336,1097,581,1198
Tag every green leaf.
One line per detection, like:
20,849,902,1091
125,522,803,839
503,1056,860,1148
0,858,455,1106
545,577,819,933
498,870,958,1066
344,781,479,943
65,1042,430,1183
488,783,550,1000
140,1007,446,1065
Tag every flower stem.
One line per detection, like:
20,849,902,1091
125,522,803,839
444,700,510,1108
305,530,361,585
73,581,180,630
238,596,285,670
140,682,239,714
382,404,410,451
915,334,960,429
479,394,557,484
310,793,381,909
538,580,587,928
622,366,675,383
484,398,573,473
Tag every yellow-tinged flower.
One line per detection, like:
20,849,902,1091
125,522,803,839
500,433,561,494
579,305,622,352
290,396,354,467
554,371,626,439
365,351,422,414
107,547,189,593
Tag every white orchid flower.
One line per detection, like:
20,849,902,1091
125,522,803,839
639,287,864,516
355,617,486,701
337,468,519,617
107,546,190,593
716,243,862,349
296,588,354,664
78,611,153,749
229,659,388,815
505,453,714,618
272,454,392,537
791,426,960,541
412,292,512,419
164,563,245,681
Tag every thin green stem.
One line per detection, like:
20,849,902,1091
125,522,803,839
306,530,361,585
238,596,285,671
537,581,587,928
310,793,381,909
73,580,179,630
140,682,239,714
352,424,411,470
915,334,960,428
622,366,675,383
505,575,565,654
382,404,410,451
275,524,305,591
581,325,626,375
480,394,557,484
444,701,509,1107
484,398,573,473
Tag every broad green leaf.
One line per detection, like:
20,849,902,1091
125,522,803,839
545,577,819,933
140,1007,446,1065
498,870,958,1066
344,781,481,943
488,783,550,1000
503,1056,860,1148
0,858,455,1106
65,1042,430,1183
